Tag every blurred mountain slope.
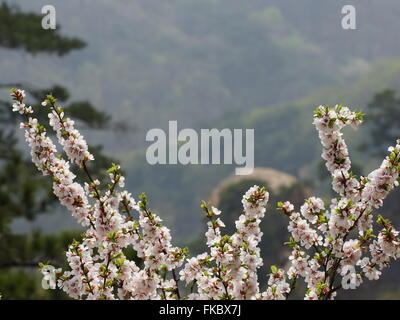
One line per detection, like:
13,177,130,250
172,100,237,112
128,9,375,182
3,0,400,153
120,57,400,241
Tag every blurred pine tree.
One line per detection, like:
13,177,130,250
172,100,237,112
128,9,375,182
0,2,114,299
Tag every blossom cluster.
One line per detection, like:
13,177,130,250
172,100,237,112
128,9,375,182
10,90,400,300
180,186,269,299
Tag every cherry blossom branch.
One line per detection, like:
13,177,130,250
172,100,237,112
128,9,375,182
9,91,400,300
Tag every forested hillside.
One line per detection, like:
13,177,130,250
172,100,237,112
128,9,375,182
4,0,400,239
121,58,400,241
3,0,400,151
